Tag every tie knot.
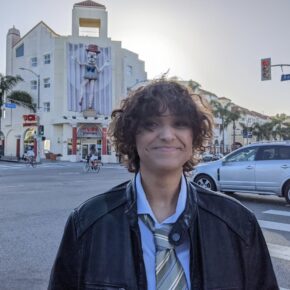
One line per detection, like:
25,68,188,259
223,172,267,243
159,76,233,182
140,214,174,250
154,225,173,250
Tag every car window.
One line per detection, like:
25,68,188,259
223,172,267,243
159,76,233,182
256,147,276,161
225,147,257,162
277,146,290,160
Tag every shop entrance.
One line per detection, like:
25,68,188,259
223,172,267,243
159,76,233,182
78,124,103,160
81,140,102,160
23,128,35,153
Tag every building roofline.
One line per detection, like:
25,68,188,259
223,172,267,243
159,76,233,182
74,0,106,9
13,21,60,47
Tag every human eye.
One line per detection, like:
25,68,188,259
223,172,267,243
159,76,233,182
174,119,190,128
141,120,159,131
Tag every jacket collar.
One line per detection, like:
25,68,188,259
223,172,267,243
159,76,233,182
124,175,198,244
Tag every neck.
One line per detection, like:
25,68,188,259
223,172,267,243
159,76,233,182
139,168,183,223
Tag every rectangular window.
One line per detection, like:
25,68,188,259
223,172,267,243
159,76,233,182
44,54,51,64
43,78,50,88
31,57,37,67
30,80,37,90
16,44,24,57
43,102,50,112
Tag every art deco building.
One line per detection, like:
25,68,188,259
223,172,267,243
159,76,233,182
3,0,146,162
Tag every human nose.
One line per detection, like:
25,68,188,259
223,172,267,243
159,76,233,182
158,125,175,141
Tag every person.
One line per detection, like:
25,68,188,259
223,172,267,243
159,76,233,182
48,79,278,290
24,147,35,162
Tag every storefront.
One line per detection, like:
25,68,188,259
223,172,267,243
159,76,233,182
77,124,103,160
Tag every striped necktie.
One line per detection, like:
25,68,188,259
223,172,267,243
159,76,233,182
140,214,188,290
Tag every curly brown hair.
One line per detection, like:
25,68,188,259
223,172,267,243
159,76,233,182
108,79,213,172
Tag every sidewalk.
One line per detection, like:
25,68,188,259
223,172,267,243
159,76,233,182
0,155,21,163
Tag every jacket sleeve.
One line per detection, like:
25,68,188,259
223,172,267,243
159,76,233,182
245,215,279,290
48,212,80,290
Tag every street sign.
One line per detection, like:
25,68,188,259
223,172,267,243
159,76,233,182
261,58,271,81
281,74,290,81
5,103,16,109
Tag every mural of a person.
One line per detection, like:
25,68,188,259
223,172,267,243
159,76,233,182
73,44,110,109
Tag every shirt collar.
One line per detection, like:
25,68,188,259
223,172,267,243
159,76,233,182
136,172,187,226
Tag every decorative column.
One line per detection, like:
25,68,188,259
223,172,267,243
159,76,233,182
16,135,21,160
72,125,77,155
34,138,37,158
102,127,107,155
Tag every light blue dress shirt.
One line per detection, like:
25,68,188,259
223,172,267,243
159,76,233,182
136,172,191,290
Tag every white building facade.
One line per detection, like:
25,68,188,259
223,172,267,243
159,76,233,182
3,0,146,162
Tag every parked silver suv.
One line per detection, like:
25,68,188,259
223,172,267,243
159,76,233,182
192,142,290,203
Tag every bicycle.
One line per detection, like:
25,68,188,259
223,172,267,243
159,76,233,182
83,159,102,173
24,156,36,168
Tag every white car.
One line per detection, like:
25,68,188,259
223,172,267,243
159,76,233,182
192,142,290,203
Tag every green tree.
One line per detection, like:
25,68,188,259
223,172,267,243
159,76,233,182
280,122,290,140
7,90,36,112
210,100,236,153
229,106,241,148
0,73,23,132
271,113,288,140
0,74,23,115
251,122,273,141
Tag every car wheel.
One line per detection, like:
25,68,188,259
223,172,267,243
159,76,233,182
284,182,290,204
194,174,217,191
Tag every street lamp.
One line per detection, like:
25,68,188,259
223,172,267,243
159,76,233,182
19,67,41,163
19,67,40,109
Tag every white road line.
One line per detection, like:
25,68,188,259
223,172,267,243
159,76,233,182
258,220,290,232
263,210,290,217
280,288,290,290
267,243,290,261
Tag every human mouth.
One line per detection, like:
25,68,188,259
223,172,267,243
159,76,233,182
153,146,181,152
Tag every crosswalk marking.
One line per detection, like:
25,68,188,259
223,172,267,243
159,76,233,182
267,243,290,261
258,220,290,233
263,210,290,217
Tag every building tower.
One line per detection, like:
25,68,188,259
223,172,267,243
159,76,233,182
72,0,108,38
6,26,21,75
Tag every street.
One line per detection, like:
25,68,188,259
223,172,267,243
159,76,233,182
0,161,289,290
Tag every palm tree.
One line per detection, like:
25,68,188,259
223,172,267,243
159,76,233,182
210,100,234,153
280,122,290,140
250,122,273,141
0,73,23,134
270,113,288,140
7,90,36,112
229,106,241,149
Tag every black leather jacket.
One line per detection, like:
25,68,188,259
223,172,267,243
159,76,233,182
48,179,278,290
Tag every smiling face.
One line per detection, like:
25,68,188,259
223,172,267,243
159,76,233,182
136,110,193,175
87,51,97,65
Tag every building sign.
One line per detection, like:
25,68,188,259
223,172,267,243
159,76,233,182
77,125,102,138
281,74,290,81
5,103,16,109
23,114,37,127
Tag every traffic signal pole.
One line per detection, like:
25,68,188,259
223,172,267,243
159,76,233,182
261,58,290,81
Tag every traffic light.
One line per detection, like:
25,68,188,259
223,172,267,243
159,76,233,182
261,58,271,81
38,125,44,136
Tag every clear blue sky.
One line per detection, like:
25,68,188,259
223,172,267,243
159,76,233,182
1,0,290,116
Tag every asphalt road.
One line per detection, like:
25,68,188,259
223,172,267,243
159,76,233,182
0,161,289,290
